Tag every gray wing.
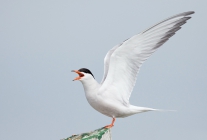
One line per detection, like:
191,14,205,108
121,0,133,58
99,11,194,105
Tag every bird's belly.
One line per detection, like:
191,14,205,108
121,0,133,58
86,95,129,118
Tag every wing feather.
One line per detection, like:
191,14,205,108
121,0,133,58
100,11,194,105
100,45,120,84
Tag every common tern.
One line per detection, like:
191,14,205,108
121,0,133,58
72,11,194,128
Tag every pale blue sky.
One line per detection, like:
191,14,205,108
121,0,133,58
0,1,207,140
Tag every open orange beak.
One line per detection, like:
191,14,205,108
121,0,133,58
71,70,84,81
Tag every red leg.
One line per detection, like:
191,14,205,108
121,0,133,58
104,118,116,128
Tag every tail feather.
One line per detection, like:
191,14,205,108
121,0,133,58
129,105,176,113
153,109,177,112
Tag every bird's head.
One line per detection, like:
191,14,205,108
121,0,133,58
72,68,95,81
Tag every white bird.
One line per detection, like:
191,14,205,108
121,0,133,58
72,11,194,128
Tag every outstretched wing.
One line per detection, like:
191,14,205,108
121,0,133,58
99,11,194,105
100,44,120,84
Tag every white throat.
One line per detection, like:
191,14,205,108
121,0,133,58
80,77,100,96
79,77,101,109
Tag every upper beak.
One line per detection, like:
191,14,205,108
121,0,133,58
71,70,84,81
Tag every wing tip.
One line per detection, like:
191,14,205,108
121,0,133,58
142,11,194,34
183,11,195,15
177,11,195,18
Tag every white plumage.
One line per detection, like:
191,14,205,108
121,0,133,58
72,11,194,128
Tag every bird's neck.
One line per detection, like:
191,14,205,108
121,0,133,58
80,78,100,96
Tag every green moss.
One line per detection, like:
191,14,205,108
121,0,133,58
61,127,111,140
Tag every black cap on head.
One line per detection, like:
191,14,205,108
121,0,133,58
78,68,95,79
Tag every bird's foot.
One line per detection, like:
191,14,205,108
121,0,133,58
104,118,115,128
104,124,114,128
